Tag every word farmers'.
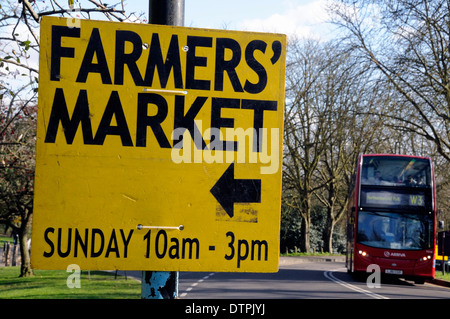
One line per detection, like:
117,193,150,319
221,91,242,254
51,25,281,93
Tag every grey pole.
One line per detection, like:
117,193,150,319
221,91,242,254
148,0,185,26
141,0,185,299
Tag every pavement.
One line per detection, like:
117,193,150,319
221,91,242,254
279,255,346,265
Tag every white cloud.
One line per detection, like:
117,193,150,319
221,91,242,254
237,0,332,39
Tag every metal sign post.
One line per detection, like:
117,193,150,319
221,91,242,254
148,0,184,26
142,0,185,299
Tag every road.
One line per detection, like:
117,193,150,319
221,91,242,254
176,257,450,299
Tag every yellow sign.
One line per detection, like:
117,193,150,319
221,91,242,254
31,17,286,272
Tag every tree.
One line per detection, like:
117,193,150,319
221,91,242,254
283,39,373,253
0,0,142,277
306,43,389,253
283,37,391,253
283,39,330,252
312,49,368,254
329,0,450,162
329,0,450,233
0,96,36,277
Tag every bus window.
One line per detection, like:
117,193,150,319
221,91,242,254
361,156,431,187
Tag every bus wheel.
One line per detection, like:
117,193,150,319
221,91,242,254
414,278,425,285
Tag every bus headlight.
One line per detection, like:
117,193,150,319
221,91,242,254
358,250,369,257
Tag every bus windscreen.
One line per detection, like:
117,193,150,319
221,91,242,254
356,211,434,250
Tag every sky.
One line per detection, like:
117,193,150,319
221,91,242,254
125,0,334,40
1,0,336,97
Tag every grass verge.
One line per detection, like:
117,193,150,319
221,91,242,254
434,270,450,282
0,267,140,299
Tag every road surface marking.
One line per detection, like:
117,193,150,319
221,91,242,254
324,268,389,299
180,273,215,298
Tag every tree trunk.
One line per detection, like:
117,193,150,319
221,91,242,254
300,214,310,253
18,210,33,277
323,209,335,254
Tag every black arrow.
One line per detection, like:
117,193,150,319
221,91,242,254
210,163,261,218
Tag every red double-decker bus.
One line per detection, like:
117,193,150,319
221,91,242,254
346,154,436,284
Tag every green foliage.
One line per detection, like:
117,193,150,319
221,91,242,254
280,202,302,253
280,204,346,254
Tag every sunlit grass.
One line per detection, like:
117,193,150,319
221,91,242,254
0,266,140,299
434,270,450,282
